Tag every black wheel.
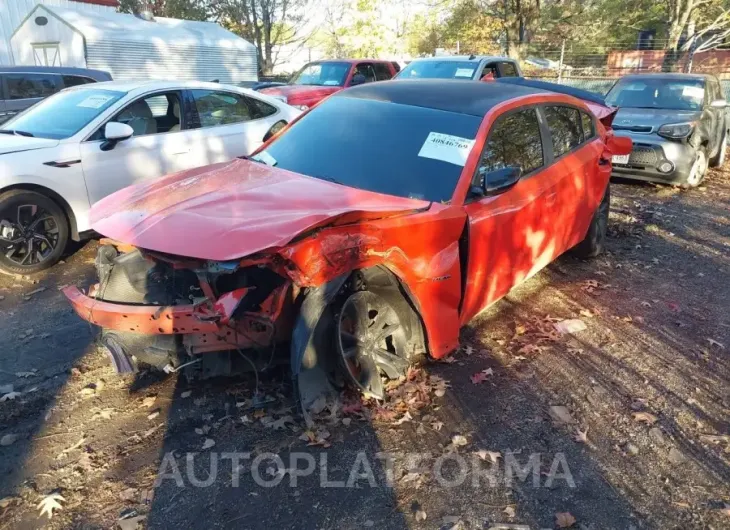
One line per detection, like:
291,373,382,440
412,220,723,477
683,148,708,188
572,183,609,259
336,290,411,399
709,133,727,168
0,190,69,275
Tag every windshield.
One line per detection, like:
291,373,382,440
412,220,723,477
255,96,481,203
1,88,125,139
397,60,478,80
290,62,351,86
606,78,705,111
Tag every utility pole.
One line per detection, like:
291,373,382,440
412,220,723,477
558,39,566,83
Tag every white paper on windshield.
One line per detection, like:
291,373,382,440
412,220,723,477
454,68,473,78
683,86,704,99
418,132,475,166
252,151,277,166
77,95,115,109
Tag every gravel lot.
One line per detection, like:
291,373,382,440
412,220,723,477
0,167,729,530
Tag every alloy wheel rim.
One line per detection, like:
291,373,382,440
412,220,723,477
0,204,59,266
687,152,707,186
336,291,409,399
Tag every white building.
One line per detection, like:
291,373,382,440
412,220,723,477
4,0,258,84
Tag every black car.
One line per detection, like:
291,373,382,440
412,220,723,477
605,73,727,188
0,66,112,125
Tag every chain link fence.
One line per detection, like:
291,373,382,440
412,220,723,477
522,39,730,97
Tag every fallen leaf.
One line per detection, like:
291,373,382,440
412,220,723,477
503,505,516,518
415,509,427,522
37,493,64,519
202,438,215,450
15,371,36,378
120,487,138,502
555,511,576,528
267,415,295,430
554,319,587,334
574,427,589,444
476,449,501,464
181,391,192,398
1,434,19,446
118,514,147,530
470,368,494,384
393,411,413,426
632,411,658,425
92,408,114,420
141,396,156,408
451,434,468,447
440,356,457,364
549,406,575,424
431,421,444,431
708,338,725,349
0,391,21,402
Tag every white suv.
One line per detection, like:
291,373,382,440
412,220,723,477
0,80,300,274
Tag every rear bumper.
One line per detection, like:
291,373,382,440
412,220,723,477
611,133,697,185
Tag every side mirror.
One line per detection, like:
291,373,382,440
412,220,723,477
710,99,727,109
101,122,134,151
349,74,366,86
262,120,288,143
605,134,632,156
478,166,522,196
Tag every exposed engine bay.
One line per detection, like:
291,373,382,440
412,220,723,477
64,242,428,411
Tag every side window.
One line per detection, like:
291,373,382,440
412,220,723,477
373,63,392,81
108,91,181,138
580,111,595,141
191,90,254,127
248,96,277,119
352,63,377,84
62,75,95,88
5,73,61,99
544,106,582,157
480,63,498,80
499,62,518,77
478,108,544,187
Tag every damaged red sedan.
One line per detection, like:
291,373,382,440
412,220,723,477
63,80,631,405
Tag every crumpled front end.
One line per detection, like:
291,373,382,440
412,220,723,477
64,242,295,378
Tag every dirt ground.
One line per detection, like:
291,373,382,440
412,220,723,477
0,167,729,530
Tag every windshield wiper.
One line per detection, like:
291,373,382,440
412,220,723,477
0,129,34,137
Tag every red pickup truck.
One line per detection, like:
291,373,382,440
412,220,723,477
259,59,399,109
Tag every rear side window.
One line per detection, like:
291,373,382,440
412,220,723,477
581,111,595,141
62,75,95,88
481,108,544,176
249,97,278,118
374,63,393,81
544,106,582,157
5,73,60,99
499,62,518,77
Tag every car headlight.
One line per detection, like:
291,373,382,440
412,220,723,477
293,104,310,111
657,122,695,139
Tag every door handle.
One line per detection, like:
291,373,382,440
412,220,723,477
545,192,557,206
44,159,81,168
169,148,189,155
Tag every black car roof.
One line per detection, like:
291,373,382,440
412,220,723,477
0,66,111,80
336,79,546,117
620,72,710,82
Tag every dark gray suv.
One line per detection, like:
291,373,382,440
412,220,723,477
0,66,112,125
606,73,727,188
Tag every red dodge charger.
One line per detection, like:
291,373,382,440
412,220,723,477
64,79,631,407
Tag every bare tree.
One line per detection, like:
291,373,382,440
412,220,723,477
212,0,313,75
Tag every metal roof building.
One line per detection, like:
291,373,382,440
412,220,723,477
7,3,258,84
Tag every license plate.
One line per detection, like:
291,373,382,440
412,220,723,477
612,154,630,165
